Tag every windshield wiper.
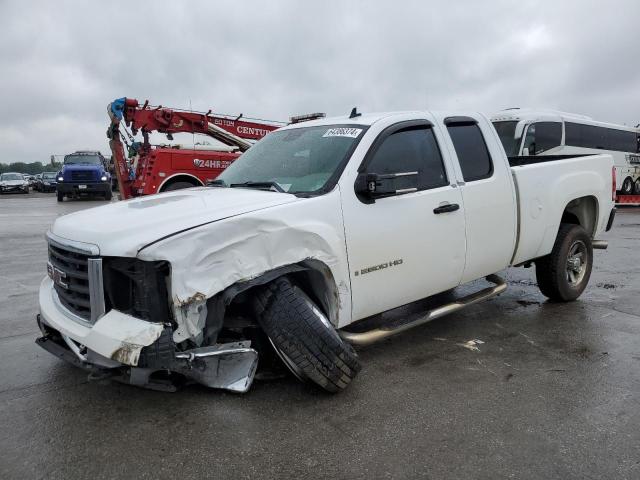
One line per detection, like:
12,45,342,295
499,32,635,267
229,181,285,193
206,179,228,187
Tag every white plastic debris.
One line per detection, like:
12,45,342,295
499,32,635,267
458,339,484,351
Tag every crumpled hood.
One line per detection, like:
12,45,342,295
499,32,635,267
51,187,300,256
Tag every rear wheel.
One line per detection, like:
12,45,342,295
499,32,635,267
254,277,361,392
163,181,195,192
634,178,640,195
535,224,593,302
621,176,634,195
56,191,64,202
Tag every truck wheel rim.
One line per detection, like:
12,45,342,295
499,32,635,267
566,240,587,286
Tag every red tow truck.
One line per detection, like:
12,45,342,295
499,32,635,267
106,98,285,199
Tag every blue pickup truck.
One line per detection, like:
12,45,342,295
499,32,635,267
56,151,112,202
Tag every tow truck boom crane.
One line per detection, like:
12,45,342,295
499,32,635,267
107,97,284,199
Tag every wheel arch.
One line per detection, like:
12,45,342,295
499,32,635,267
158,173,204,192
560,195,599,238
208,259,341,328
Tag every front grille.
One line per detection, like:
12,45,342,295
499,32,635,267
70,170,96,182
47,239,104,323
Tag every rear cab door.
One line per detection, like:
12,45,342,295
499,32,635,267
434,114,517,283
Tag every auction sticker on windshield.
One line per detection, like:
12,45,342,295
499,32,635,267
322,128,363,138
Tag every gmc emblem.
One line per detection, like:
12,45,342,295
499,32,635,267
47,262,68,289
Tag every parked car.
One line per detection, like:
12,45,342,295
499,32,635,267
36,110,616,394
0,172,30,194
33,173,43,189
35,172,58,192
56,151,112,202
24,175,38,189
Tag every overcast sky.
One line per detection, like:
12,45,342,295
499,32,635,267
1,0,639,163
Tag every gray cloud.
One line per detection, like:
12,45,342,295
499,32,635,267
1,0,639,163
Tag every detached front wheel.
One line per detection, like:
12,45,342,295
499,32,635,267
535,224,593,301
254,277,361,392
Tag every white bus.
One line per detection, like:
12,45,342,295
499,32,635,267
491,109,640,194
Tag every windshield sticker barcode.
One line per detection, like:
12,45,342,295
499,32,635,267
323,128,363,138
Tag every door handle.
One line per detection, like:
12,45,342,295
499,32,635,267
433,203,460,214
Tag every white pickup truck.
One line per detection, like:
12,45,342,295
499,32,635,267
36,110,616,393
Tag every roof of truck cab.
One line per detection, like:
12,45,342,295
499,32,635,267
281,111,426,129
282,110,495,130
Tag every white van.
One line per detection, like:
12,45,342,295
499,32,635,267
491,108,640,194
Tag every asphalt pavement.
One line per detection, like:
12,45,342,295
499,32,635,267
1,192,639,479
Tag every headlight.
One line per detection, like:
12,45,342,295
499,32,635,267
57,176,63,182
101,175,108,182
44,182,50,185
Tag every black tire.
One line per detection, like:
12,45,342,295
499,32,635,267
254,277,361,392
104,190,112,201
535,223,593,302
621,177,633,195
634,178,640,195
163,181,195,192
56,191,64,202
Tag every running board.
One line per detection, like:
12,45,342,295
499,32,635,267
339,274,507,346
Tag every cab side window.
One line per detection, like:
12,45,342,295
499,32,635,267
446,122,494,181
365,126,448,191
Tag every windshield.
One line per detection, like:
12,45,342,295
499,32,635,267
492,121,521,156
1,173,24,181
64,154,103,165
43,172,57,179
216,125,366,194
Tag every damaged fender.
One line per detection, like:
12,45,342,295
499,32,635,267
138,189,353,342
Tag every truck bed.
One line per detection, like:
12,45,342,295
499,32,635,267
510,153,614,265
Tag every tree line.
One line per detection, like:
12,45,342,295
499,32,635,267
0,162,63,175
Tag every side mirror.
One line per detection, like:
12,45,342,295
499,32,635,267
355,171,419,199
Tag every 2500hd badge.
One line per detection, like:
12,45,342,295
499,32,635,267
354,259,403,276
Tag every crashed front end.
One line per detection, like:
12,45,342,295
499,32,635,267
36,232,258,393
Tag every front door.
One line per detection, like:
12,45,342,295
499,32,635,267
341,121,467,321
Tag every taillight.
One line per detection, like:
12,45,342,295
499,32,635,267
612,166,617,202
